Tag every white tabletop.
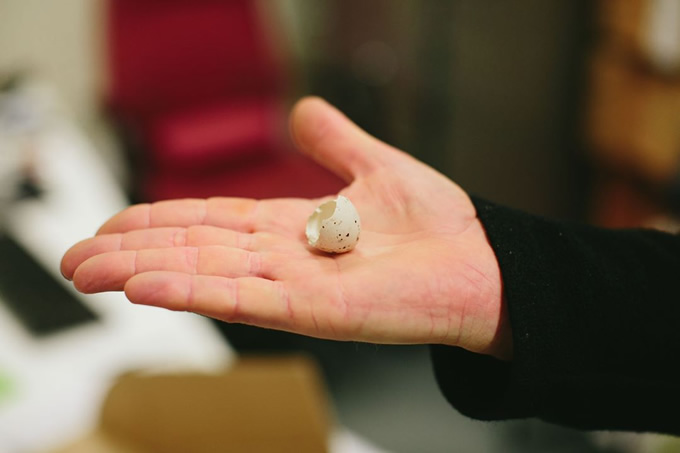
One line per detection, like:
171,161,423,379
0,84,233,452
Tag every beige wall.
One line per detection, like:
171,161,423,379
0,0,102,123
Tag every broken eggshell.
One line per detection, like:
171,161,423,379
306,195,361,253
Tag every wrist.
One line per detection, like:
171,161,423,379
441,218,512,360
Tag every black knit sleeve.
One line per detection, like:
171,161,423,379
431,197,680,435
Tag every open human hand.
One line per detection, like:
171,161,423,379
61,97,512,360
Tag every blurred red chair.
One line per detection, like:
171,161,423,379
105,0,343,201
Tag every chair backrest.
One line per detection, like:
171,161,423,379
106,0,282,121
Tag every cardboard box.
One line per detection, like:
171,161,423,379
56,356,331,453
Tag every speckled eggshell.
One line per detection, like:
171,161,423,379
306,195,361,253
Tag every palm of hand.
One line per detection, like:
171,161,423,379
61,98,508,358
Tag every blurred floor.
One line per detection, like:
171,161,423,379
327,344,498,453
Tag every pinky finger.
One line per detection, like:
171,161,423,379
124,272,293,329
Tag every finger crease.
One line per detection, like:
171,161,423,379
199,199,208,225
188,247,200,274
173,228,187,247
247,252,262,277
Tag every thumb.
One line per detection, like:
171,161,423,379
290,96,393,182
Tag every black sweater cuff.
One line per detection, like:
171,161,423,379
432,197,680,434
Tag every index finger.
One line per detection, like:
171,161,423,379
97,197,322,236
97,198,259,235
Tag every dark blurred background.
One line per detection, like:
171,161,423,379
2,0,679,452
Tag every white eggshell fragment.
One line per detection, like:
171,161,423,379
306,195,361,253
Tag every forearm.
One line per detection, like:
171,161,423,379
432,198,680,434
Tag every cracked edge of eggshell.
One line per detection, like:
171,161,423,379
306,195,361,253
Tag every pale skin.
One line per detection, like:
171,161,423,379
61,97,513,361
